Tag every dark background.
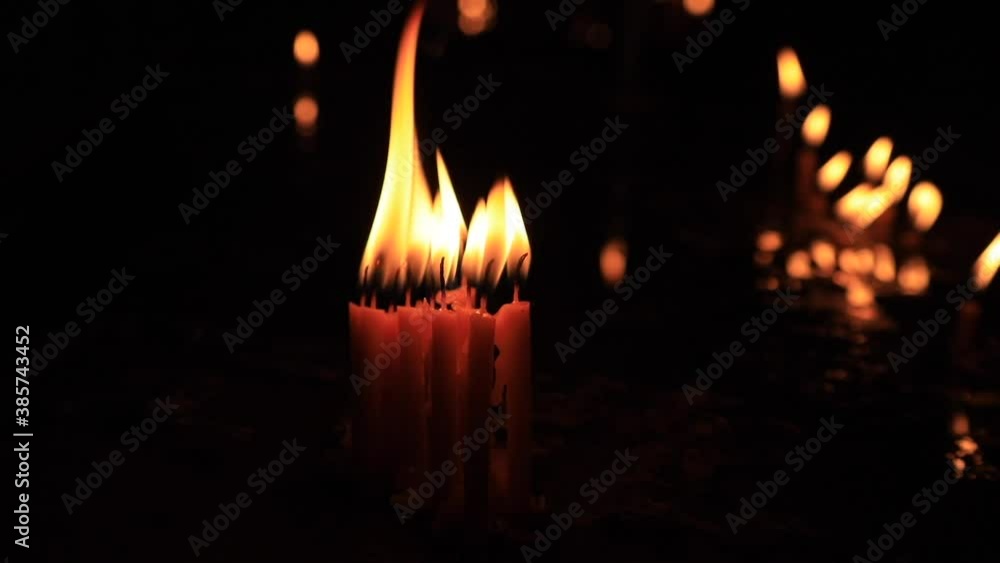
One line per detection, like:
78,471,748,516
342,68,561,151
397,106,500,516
4,0,998,561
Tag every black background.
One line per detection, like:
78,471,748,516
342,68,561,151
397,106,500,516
4,0,999,561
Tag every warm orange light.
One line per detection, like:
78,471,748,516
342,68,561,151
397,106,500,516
777,47,806,100
855,247,875,275
864,137,893,182
874,244,896,283
972,232,1000,291
683,0,715,17
907,181,943,232
757,230,783,253
956,436,979,456
853,186,895,230
952,412,970,436
811,240,837,275
600,238,628,286
817,151,851,192
898,257,931,295
458,0,496,36
293,30,320,67
359,2,425,288
293,95,318,134
884,156,912,202
835,183,874,225
504,179,531,280
847,278,875,308
786,250,813,279
463,199,489,286
839,248,860,274
405,150,434,286
802,105,831,147
428,151,468,287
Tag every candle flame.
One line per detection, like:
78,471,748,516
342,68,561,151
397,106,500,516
428,151,468,287
835,183,874,225
359,2,425,288
504,178,531,280
293,94,319,136
757,230,783,253
777,48,806,100
786,250,813,279
899,257,931,295
874,244,896,283
864,137,893,182
855,247,875,276
463,199,489,287
601,238,628,286
458,0,497,36
293,30,320,67
839,248,859,275
847,278,875,308
972,232,1000,291
483,180,510,288
884,156,912,202
683,0,715,16
810,240,837,275
802,105,831,147
817,151,852,192
907,181,943,232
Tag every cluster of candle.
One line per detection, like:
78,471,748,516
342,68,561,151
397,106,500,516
757,48,1000,316
348,1,532,529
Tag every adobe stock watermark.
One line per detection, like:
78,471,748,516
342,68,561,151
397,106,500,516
7,0,72,54
544,0,587,30
682,288,798,404
29,268,136,376
522,116,628,226
222,236,340,353
520,449,638,562
212,0,244,21
726,417,844,534
393,407,511,523
673,0,752,73
188,439,307,556
887,272,986,373
51,64,170,182
340,0,410,63
61,396,180,515
554,245,672,363
877,0,930,41
178,106,294,223
717,84,834,202
849,462,960,563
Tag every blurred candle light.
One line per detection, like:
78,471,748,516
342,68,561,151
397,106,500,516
757,230,783,252
294,94,319,136
907,181,943,232
600,237,628,286
898,257,931,295
293,30,320,67
874,244,896,283
864,137,893,182
884,156,913,202
777,47,806,100
847,278,875,308
839,248,860,275
972,232,1000,291
802,105,831,147
683,0,715,17
817,150,851,192
835,183,874,225
855,247,875,276
811,240,837,276
458,0,496,36
786,250,813,279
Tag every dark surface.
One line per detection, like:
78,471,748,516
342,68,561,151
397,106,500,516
5,0,999,561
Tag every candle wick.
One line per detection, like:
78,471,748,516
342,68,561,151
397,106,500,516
361,265,370,307
439,257,446,308
514,283,520,303
405,288,412,308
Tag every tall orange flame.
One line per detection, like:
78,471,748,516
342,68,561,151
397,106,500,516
907,181,943,232
802,105,831,147
359,2,426,288
429,151,467,287
972,232,1000,290
817,151,851,192
864,137,893,182
777,48,806,99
